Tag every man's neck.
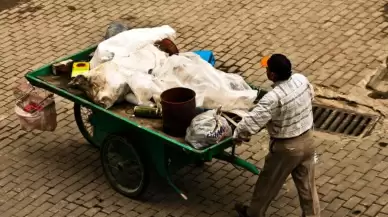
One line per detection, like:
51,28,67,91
271,73,293,88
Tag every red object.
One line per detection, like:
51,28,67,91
155,38,179,56
23,102,43,113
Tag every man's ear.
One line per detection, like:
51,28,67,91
269,71,276,81
273,72,278,80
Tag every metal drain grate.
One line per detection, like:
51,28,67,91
312,104,379,137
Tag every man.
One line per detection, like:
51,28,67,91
233,54,320,217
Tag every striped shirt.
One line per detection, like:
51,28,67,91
233,73,314,139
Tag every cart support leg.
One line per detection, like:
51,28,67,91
164,158,188,200
152,144,189,200
215,151,261,175
165,174,188,200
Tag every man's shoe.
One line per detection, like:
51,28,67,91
235,203,250,217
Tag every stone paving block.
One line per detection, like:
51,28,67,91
361,194,380,207
350,179,368,191
331,207,350,217
365,204,383,216
326,198,346,212
0,0,388,216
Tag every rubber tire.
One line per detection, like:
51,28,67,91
74,103,99,148
100,134,149,199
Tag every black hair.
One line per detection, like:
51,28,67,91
267,54,292,81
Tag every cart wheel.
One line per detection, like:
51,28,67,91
74,103,99,148
101,135,149,198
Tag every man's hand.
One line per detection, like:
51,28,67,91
232,130,251,145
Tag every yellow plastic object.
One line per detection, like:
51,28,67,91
71,62,90,77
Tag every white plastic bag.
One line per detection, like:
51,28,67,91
112,43,168,74
90,25,176,68
14,82,57,131
185,108,232,149
113,44,167,106
15,103,57,132
151,53,217,106
80,25,257,111
124,72,162,106
71,44,168,108
69,61,130,109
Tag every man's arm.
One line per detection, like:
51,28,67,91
233,94,276,140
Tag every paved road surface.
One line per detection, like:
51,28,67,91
0,0,388,216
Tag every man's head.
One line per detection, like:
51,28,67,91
261,54,292,82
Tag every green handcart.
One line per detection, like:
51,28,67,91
25,46,265,200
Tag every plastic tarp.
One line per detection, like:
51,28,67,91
76,25,258,111
151,52,257,111
90,25,176,68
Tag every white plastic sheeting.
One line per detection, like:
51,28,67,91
151,52,258,111
77,25,258,111
90,25,176,68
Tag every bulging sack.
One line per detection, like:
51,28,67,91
68,61,130,109
185,108,232,149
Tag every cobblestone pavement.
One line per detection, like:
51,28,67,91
0,0,388,216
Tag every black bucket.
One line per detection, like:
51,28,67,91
160,87,196,137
